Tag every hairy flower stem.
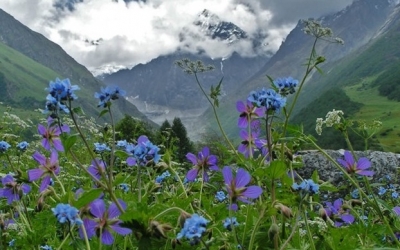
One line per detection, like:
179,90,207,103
167,164,195,213
193,73,241,160
52,173,66,196
67,103,124,213
248,206,267,250
137,166,142,203
153,207,187,220
107,106,116,183
200,238,210,250
199,170,205,207
5,154,16,173
241,205,251,246
80,223,91,250
303,210,316,250
229,200,240,248
282,37,318,137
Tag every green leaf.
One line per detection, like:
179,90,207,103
73,188,103,208
311,170,319,183
61,133,79,153
72,106,85,115
114,150,129,159
98,109,109,118
319,182,338,192
266,160,287,179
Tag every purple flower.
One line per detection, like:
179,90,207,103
87,159,106,180
38,117,70,152
393,207,400,216
28,151,60,192
80,199,132,245
325,198,355,227
238,130,259,158
337,151,374,176
222,166,262,210
186,147,219,182
236,100,265,128
0,175,31,204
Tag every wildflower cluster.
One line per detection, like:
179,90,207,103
52,203,83,226
292,179,319,196
0,175,31,204
248,88,286,112
94,86,126,108
126,135,160,166
315,109,344,135
45,78,80,115
155,170,171,184
177,214,209,245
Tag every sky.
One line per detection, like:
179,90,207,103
0,0,353,74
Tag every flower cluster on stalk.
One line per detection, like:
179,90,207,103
94,86,126,108
126,135,160,167
44,78,80,115
292,179,319,196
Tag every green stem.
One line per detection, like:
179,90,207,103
153,207,187,220
56,232,71,250
193,73,240,160
282,37,319,137
248,206,267,250
80,223,91,250
52,173,66,196
241,205,251,246
303,210,316,250
137,165,142,203
107,105,116,183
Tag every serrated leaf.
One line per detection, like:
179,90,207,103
266,160,287,179
319,182,338,192
73,188,103,208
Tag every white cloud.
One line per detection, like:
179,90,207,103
0,0,352,73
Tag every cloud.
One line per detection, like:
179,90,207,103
0,0,353,73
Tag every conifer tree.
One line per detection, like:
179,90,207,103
171,117,193,162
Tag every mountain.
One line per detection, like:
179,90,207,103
199,0,400,145
103,9,270,124
0,8,152,124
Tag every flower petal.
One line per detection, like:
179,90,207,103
32,151,46,166
343,151,354,166
28,168,44,181
126,157,136,166
186,153,197,165
108,200,127,218
42,138,51,151
201,147,210,157
241,185,262,199
80,219,97,239
186,168,198,181
110,225,132,236
39,176,51,192
393,207,400,216
341,214,354,224
53,139,64,152
101,229,114,245
222,166,233,186
90,199,106,218
235,168,251,188
357,157,371,170
238,117,248,128
38,124,46,135
236,101,246,112
357,170,374,176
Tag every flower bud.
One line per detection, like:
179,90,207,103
268,223,279,240
178,210,192,228
319,207,328,221
275,203,293,218
350,199,362,207
149,220,173,239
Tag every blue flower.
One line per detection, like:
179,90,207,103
392,192,399,199
116,140,128,148
0,141,11,153
94,86,126,108
16,141,29,151
177,214,209,245
52,203,83,226
119,183,130,193
248,88,286,112
126,136,160,166
46,78,80,102
378,186,387,196
40,245,53,250
215,191,227,202
8,239,15,247
223,217,239,231
350,189,359,199
94,143,111,153
274,77,299,96
292,179,319,195
155,171,171,184
44,95,70,114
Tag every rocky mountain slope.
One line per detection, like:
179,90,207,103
0,8,152,124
